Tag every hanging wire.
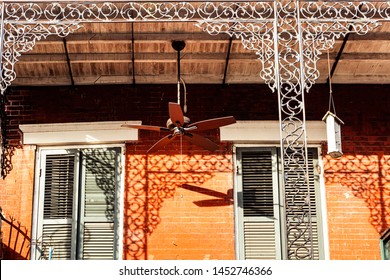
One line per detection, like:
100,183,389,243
180,131,183,182
327,50,337,114
181,77,187,113
176,42,181,105
175,43,188,113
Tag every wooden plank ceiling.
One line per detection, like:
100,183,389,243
13,19,390,87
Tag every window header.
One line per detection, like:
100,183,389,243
19,121,141,145
220,120,326,144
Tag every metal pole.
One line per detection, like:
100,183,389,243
0,2,4,95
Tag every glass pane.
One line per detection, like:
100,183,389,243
83,148,120,221
384,237,390,260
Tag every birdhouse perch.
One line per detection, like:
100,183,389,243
322,111,344,158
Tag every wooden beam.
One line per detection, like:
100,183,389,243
17,51,390,64
33,30,390,43
40,33,231,42
223,37,233,85
17,52,259,63
12,72,390,86
330,75,390,84
63,38,75,86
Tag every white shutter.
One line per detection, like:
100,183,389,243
40,153,77,260
83,223,115,259
236,147,323,260
79,148,120,260
237,149,281,260
243,221,277,259
42,224,72,259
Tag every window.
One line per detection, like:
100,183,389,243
33,147,122,260
235,147,325,260
380,227,390,260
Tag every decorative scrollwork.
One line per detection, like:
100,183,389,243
197,1,274,21
197,20,276,90
272,0,314,260
1,22,81,94
4,2,197,23
300,1,378,20
1,1,388,93
121,2,196,21
378,1,390,19
0,93,7,178
300,1,380,91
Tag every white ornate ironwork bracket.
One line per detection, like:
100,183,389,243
1,1,390,259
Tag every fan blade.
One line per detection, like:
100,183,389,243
168,102,184,127
187,116,236,131
184,133,219,151
122,124,170,132
148,134,177,153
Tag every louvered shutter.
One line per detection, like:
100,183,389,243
237,149,281,260
284,149,321,260
40,153,77,260
236,147,323,260
79,148,120,260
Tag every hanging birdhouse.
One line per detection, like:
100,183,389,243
322,111,344,158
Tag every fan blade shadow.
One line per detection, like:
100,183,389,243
180,184,233,207
181,184,227,198
192,199,232,207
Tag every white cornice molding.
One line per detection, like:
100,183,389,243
220,120,326,144
19,120,141,145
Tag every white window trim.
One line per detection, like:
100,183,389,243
24,120,137,259
220,120,326,143
19,120,141,145
233,145,330,260
30,143,126,260
229,121,329,260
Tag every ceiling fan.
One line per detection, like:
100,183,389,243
122,40,236,153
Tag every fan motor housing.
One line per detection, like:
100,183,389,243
166,116,191,130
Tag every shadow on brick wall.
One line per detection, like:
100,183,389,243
324,153,390,235
1,211,31,260
1,145,18,179
123,145,232,260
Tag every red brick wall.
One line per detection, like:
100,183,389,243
320,85,390,260
324,154,390,260
123,140,235,260
0,146,35,259
3,84,278,146
1,84,389,260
